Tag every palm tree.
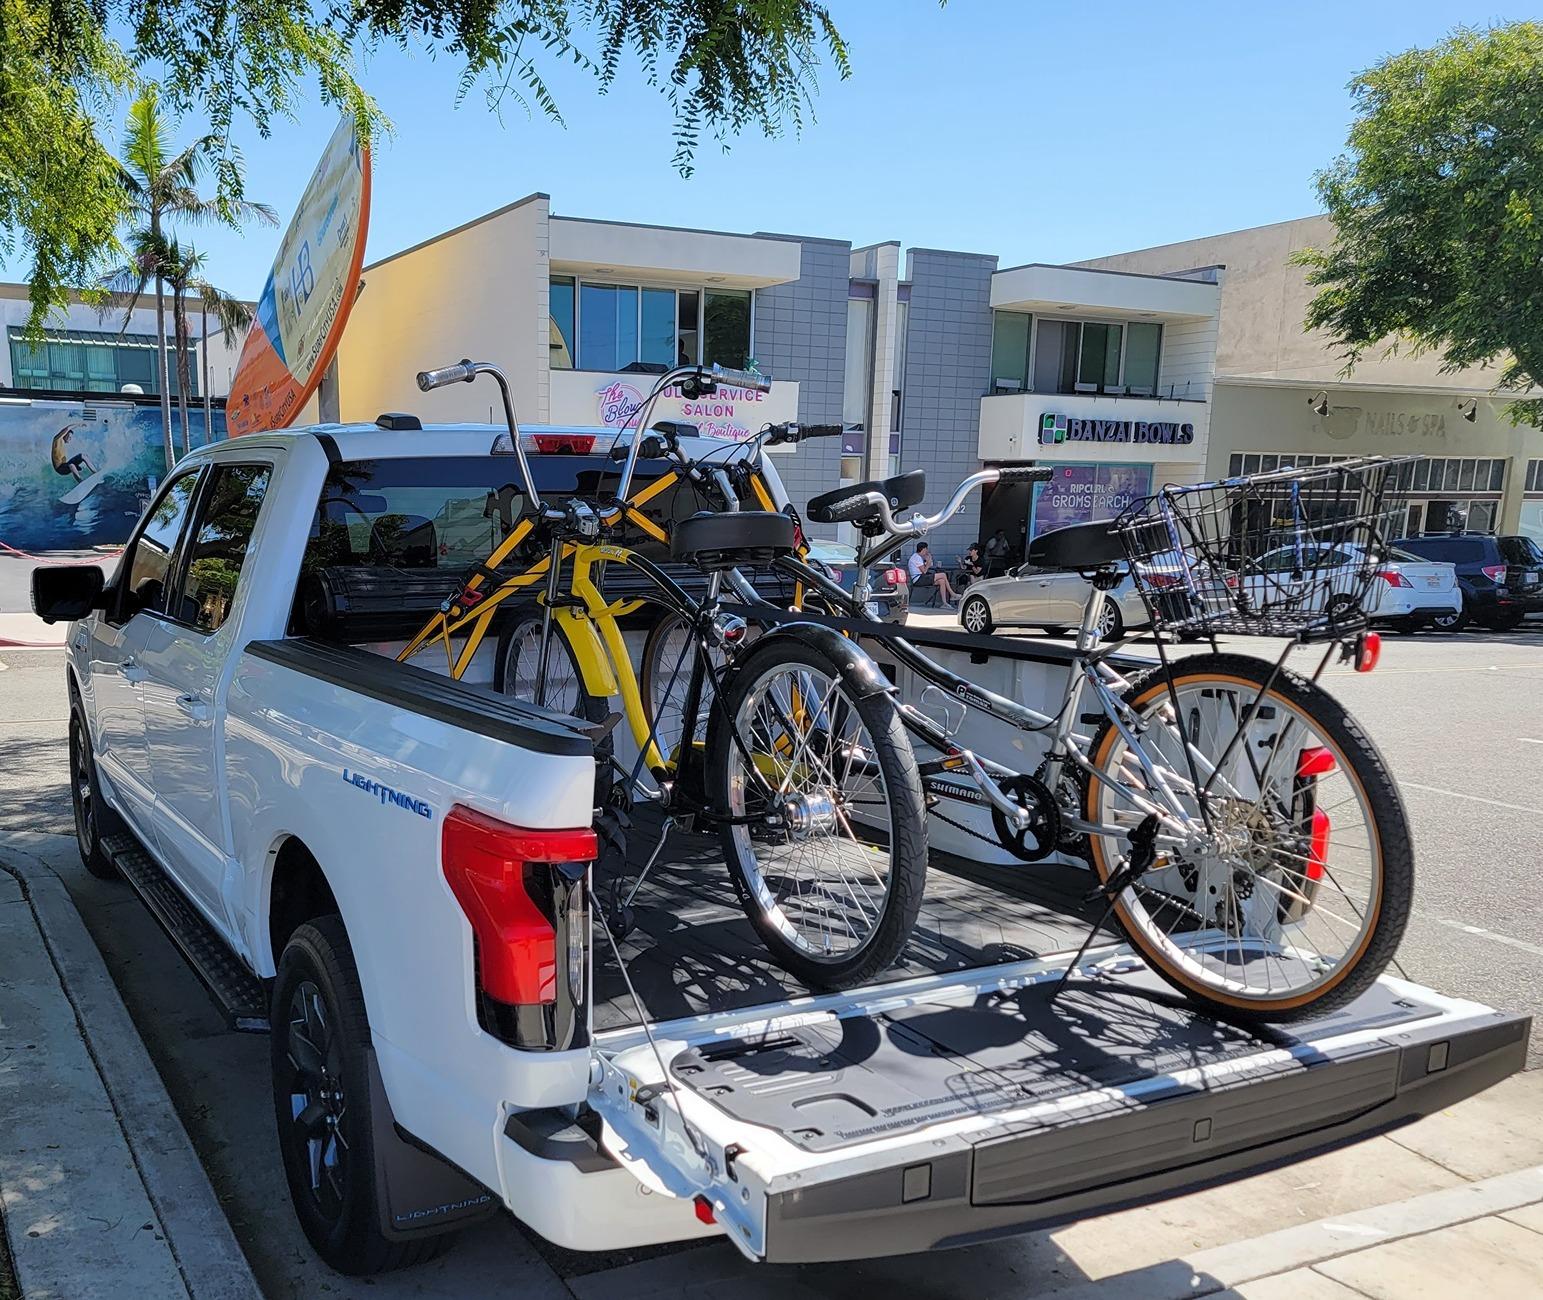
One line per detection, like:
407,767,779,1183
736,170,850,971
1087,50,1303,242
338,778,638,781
163,239,254,456
103,87,275,468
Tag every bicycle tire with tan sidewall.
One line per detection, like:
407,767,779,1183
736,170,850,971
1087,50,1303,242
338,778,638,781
1084,652,1414,1023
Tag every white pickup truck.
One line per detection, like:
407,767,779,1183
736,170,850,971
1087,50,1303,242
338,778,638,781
34,419,1529,1278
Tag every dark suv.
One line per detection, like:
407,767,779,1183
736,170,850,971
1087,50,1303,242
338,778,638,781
1392,532,1543,631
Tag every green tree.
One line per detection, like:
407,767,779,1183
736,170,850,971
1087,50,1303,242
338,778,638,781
101,89,276,468
2,0,851,330
1296,22,1543,426
162,239,255,457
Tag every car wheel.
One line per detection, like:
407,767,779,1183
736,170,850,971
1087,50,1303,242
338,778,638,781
1430,600,1470,634
1484,611,1525,632
960,595,993,635
1095,602,1124,642
70,711,119,880
272,917,458,1274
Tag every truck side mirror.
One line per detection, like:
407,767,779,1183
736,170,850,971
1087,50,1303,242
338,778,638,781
32,564,106,624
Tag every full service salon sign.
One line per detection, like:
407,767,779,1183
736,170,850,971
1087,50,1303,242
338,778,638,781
595,378,769,441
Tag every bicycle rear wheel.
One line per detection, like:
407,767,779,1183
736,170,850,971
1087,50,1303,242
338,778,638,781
708,635,927,990
1083,652,1413,1022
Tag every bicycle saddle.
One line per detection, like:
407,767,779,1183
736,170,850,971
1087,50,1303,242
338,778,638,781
806,470,927,527
672,510,795,571
1025,519,1126,570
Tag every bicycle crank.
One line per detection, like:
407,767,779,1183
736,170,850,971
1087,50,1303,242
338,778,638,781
989,773,1061,862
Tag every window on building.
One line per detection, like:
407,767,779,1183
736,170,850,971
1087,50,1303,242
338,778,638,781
1123,322,1162,395
559,282,753,372
1025,318,1162,397
844,296,874,428
578,283,639,372
676,291,700,365
990,312,1032,393
7,327,195,396
704,289,751,369
549,276,575,369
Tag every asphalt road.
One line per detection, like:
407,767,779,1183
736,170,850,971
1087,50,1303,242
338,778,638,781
2,624,1541,1297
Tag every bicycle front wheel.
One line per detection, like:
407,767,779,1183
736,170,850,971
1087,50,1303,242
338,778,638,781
1084,652,1413,1022
708,636,927,989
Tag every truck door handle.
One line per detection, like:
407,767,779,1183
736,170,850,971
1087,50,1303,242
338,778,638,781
175,692,210,721
119,658,147,683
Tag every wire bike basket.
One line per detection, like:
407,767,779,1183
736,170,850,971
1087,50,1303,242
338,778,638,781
1113,456,1413,641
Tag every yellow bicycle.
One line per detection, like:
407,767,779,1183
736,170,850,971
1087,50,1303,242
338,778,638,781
409,360,928,989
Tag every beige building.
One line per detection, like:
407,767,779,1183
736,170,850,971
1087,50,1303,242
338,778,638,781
1079,217,1543,540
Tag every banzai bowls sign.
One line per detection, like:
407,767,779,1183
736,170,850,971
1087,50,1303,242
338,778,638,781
1040,411,1195,446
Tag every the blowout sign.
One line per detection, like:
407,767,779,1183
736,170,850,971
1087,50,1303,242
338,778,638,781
594,379,769,441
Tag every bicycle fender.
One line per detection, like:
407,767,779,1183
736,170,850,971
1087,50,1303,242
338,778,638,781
756,620,895,701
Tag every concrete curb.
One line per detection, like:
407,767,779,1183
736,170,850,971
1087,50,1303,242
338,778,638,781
0,833,263,1300
1043,1163,1543,1300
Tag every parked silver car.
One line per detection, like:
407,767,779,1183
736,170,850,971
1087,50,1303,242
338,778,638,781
958,563,1151,640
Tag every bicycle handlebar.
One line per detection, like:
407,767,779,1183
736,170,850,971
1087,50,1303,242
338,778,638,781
416,361,476,391
849,465,1055,540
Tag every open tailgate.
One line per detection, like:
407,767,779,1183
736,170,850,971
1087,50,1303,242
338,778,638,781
587,946,1528,1263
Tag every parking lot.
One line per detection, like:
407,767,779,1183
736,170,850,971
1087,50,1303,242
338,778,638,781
3,617,1542,1298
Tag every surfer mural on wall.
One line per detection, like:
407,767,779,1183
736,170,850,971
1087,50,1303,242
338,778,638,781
0,399,226,549
227,118,371,435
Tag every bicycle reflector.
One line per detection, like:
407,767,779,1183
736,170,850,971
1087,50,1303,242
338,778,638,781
442,805,596,1049
1354,631,1381,674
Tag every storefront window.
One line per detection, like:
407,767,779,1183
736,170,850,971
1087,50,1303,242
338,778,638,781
7,327,192,395
579,283,639,372
1076,323,1121,393
549,276,575,369
1029,463,1153,538
640,287,676,368
990,311,1032,392
1123,322,1161,395
562,282,753,372
704,289,751,369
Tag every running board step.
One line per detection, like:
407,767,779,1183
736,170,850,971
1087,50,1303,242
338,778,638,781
101,833,270,1032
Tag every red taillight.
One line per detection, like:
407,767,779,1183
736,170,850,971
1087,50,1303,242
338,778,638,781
527,433,597,455
1146,572,1182,590
1481,563,1506,583
886,567,906,588
1296,746,1337,778
442,806,596,1007
693,1195,717,1224
1375,568,1412,588
1307,807,1330,882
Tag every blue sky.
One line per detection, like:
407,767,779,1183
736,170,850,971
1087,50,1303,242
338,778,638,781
171,2,1513,300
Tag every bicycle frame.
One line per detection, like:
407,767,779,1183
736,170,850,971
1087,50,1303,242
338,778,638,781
737,554,1210,849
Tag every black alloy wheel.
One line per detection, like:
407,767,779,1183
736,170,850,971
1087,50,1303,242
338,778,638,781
70,711,118,879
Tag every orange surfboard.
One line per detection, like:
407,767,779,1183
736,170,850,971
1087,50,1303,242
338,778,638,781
227,119,371,434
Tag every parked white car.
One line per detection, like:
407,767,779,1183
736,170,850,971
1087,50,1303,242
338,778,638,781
959,563,1148,640
1237,542,1460,631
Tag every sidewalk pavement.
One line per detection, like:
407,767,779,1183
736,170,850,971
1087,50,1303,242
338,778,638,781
0,838,261,1300
0,613,61,649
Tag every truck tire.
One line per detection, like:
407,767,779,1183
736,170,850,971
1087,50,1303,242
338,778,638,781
69,709,120,880
271,917,457,1275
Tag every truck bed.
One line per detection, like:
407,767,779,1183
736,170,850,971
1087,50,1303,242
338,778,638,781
593,808,1100,1031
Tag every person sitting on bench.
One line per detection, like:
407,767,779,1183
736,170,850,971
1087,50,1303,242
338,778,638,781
907,542,958,608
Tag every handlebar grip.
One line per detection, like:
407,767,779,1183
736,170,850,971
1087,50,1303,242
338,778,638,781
810,490,884,524
798,424,844,440
995,465,1055,484
708,363,773,393
416,361,476,391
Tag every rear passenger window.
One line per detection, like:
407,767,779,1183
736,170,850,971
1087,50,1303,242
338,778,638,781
176,465,272,633
122,470,201,617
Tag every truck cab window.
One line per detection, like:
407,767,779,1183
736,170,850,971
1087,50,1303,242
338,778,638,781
177,464,272,633
121,469,201,618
